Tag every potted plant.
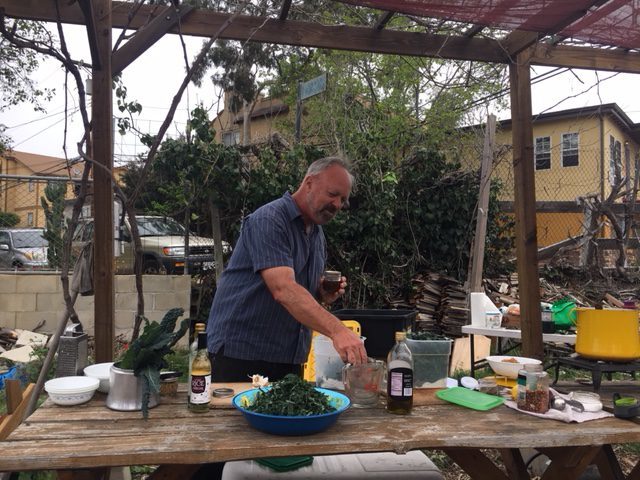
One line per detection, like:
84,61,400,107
106,307,189,418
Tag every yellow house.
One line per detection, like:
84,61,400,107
489,104,640,248
212,91,290,146
0,151,84,228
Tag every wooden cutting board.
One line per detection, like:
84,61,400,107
208,382,446,408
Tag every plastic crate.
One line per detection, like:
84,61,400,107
303,320,360,383
332,309,417,358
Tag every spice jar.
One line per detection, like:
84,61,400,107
516,367,527,409
522,364,549,413
478,377,499,395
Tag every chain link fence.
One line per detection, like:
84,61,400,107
0,174,72,272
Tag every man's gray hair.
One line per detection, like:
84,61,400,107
306,157,354,184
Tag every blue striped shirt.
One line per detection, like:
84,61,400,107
206,192,327,364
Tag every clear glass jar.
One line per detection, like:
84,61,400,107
516,367,527,409
522,364,549,413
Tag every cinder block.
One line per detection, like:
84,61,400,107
115,293,153,310
0,275,18,293
153,292,190,312
16,274,61,293
36,292,66,311
15,311,59,333
115,310,137,331
0,311,17,329
115,275,136,292
171,276,191,292
74,294,95,311
141,275,174,292
0,294,36,312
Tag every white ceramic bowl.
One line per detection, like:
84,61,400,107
45,376,100,406
486,355,542,379
83,362,114,393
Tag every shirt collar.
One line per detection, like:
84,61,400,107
282,192,317,235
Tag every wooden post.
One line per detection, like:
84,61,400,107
469,114,496,293
508,51,543,360
92,0,115,363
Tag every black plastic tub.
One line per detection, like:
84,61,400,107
332,309,418,357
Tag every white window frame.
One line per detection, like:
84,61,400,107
534,136,551,170
561,132,579,167
27,212,34,226
222,130,240,146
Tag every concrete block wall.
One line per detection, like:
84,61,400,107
0,274,191,346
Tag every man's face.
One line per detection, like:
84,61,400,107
303,165,352,225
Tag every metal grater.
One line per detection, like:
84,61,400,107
56,323,88,377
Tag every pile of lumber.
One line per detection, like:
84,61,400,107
400,273,469,338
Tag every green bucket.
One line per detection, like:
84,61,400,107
551,300,577,330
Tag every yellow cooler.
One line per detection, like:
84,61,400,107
575,308,640,361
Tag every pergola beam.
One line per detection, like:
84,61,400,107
111,3,194,76
4,0,640,73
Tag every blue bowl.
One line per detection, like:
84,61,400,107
232,387,350,436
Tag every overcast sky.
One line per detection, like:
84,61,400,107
1,24,639,162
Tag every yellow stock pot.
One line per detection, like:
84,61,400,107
575,308,640,361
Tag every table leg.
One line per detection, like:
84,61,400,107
149,465,201,480
592,368,603,392
57,468,110,480
469,334,476,377
498,448,529,480
538,445,601,480
592,445,625,480
443,447,511,479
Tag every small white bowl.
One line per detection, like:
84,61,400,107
45,376,99,406
486,355,542,379
84,362,114,393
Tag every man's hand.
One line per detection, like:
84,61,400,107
320,275,347,305
331,326,368,364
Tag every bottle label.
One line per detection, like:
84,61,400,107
190,374,211,404
389,368,413,398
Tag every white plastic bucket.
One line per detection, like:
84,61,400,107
313,335,365,390
313,335,344,390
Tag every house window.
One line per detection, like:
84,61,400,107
28,180,34,192
27,212,34,226
534,136,551,170
222,130,240,146
561,132,579,167
609,135,622,185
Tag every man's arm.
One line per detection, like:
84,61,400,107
261,266,368,364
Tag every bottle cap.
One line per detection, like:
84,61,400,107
395,331,407,341
195,322,206,332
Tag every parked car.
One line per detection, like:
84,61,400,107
72,216,229,275
0,228,49,270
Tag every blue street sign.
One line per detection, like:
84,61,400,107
299,73,327,100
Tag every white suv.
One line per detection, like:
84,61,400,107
73,216,229,274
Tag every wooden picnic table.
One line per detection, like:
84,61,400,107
1,383,640,480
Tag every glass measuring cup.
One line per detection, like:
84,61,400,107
342,359,384,408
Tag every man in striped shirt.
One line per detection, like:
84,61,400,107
206,157,368,382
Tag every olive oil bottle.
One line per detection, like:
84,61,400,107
188,332,211,413
386,331,413,414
